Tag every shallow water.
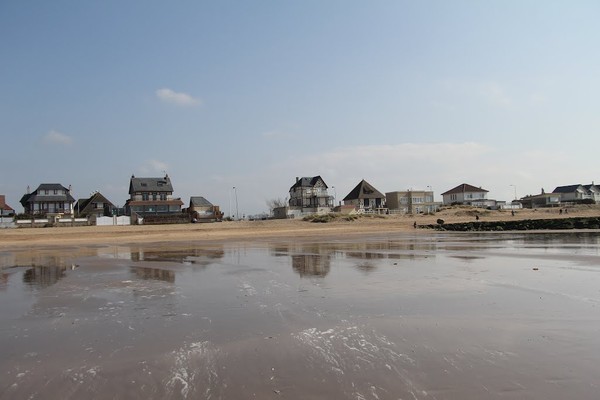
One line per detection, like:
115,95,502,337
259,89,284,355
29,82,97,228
1,232,599,399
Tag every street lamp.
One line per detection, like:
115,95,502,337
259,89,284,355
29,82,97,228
510,184,517,200
331,186,337,206
233,186,239,220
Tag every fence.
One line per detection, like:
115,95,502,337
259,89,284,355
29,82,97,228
96,216,131,226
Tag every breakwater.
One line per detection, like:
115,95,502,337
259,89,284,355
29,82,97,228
422,217,600,231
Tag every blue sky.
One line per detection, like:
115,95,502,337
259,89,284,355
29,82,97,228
1,1,599,216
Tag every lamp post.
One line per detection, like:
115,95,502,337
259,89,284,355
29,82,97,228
331,186,337,206
510,184,517,201
233,186,239,220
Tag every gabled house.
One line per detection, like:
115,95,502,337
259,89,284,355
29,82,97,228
0,195,15,216
187,196,223,222
553,183,599,203
441,183,491,207
288,176,333,209
343,179,386,211
125,174,184,216
74,192,115,218
20,183,75,216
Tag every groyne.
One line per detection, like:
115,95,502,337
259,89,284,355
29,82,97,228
422,217,600,231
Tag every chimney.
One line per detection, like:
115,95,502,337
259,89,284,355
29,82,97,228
296,177,299,183
541,188,545,194
27,185,30,194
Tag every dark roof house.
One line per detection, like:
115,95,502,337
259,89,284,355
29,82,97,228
125,174,183,217
74,192,115,218
20,183,75,215
343,179,386,210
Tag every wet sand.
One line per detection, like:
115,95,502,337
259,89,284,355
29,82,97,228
1,232,600,399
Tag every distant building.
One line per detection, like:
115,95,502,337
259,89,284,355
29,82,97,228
553,183,600,203
19,183,75,216
187,196,223,222
386,190,440,214
343,180,386,212
0,195,15,216
519,189,561,208
125,174,183,217
275,176,333,218
74,192,115,219
441,183,493,207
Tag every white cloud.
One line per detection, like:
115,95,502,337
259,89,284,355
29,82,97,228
156,88,201,106
139,159,170,175
43,130,73,145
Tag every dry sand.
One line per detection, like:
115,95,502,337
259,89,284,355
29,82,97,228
2,205,599,249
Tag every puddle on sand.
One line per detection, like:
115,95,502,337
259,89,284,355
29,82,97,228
1,232,600,399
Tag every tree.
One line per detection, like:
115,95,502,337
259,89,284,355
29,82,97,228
266,198,286,213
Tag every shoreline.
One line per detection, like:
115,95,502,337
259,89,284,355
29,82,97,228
2,206,600,249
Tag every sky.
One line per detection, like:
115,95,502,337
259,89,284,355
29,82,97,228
1,1,599,216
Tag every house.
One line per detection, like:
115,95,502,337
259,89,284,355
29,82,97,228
519,189,561,208
441,183,492,207
74,192,115,219
19,183,75,216
187,196,223,222
553,183,599,203
0,195,15,216
125,174,184,217
275,176,333,218
386,190,440,214
343,180,386,212
288,176,333,209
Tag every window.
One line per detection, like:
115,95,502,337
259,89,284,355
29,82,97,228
142,193,149,201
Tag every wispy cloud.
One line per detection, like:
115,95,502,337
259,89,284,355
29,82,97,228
43,130,73,145
139,159,170,175
156,88,201,106
480,81,512,107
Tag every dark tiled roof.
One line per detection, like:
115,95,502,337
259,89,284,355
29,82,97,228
441,183,488,196
127,199,184,206
552,184,583,193
75,192,115,212
129,176,174,193
190,196,213,207
20,183,75,206
289,176,328,190
343,179,384,201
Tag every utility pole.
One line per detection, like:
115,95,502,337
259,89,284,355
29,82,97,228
233,186,239,220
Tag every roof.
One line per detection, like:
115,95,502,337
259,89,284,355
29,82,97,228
289,176,328,191
190,196,213,207
441,183,489,196
20,183,75,206
343,179,385,201
129,175,174,194
75,192,115,211
552,184,584,193
0,195,14,211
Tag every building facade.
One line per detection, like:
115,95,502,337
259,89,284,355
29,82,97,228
441,183,491,207
125,174,183,216
386,190,440,214
19,183,75,216
74,192,115,219
343,180,386,212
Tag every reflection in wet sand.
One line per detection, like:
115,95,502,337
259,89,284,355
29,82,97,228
130,266,176,283
1,232,600,399
23,266,70,288
292,254,331,277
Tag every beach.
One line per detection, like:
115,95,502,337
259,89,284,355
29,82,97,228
2,206,600,249
1,208,600,399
